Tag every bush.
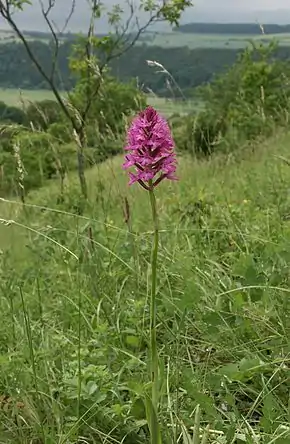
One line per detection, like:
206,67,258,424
193,111,227,156
47,122,73,144
24,99,64,130
171,112,226,156
187,41,290,156
0,127,124,197
0,100,25,124
70,75,146,137
0,132,78,195
91,137,123,163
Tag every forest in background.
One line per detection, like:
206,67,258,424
1,38,290,96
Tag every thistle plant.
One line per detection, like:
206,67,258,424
123,106,177,444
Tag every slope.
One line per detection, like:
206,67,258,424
0,131,290,442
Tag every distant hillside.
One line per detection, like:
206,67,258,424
175,23,290,35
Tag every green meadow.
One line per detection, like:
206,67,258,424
1,129,290,442
0,88,201,117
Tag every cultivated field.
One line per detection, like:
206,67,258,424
146,95,202,116
2,27,290,50
138,30,290,48
0,29,51,43
0,88,57,106
1,88,201,117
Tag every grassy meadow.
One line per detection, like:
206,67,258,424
1,127,290,442
0,88,58,106
0,88,200,117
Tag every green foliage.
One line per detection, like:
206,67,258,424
0,78,145,197
0,127,123,197
0,131,83,195
1,36,290,97
24,99,64,130
1,132,57,193
0,74,146,197
156,0,193,26
175,42,290,156
47,121,73,143
70,75,146,136
172,111,226,156
0,100,25,124
2,3,290,440
7,0,31,9
193,111,227,156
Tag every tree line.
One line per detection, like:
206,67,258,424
1,39,290,97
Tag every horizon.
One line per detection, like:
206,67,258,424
0,1,290,32
1,18,290,34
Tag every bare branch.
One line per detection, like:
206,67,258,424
61,0,76,33
78,0,160,124
0,3,79,131
38,0,59,81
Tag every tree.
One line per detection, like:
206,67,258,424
192,41,290,154
0,0,193,198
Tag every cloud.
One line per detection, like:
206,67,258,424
0,0,289,32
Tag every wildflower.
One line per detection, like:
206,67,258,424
123,106,177,190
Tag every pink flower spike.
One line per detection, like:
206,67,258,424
123,106,177,189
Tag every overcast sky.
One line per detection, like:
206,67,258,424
0,0,290,32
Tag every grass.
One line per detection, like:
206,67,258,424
138,31,290,49
1,129,290,442
0,88,199,117
0,88,57,106
146,96,202,117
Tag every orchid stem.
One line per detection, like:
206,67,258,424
149,184,159,443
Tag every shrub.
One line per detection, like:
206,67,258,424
70,75,146,137
193,111,227,156
0,127,124,196
0,132,77,195
190,41,290,156
171,111,226,156
47,122,73,144
0,100,25,124
24,99,64,130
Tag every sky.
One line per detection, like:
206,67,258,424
0,0,290,32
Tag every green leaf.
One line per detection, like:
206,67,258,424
219,363,240,381
125,335,140,348
10,0,31,9
86,381,98,396
239,357,263,374
131,397,146,420
144,395,162,444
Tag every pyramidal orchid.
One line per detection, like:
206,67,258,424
123,106,177,190
123,106,177,444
